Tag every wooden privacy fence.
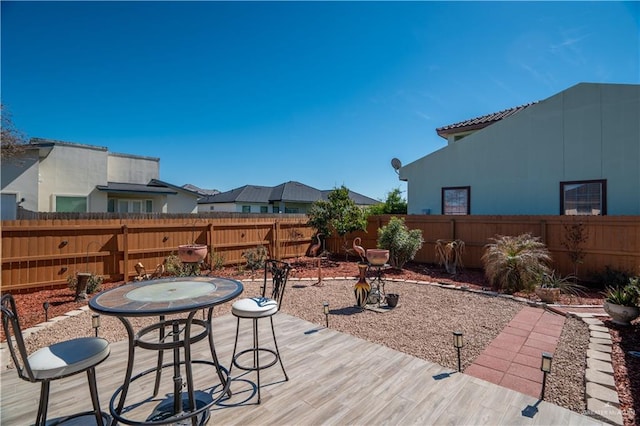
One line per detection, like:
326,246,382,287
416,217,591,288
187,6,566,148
1,215,314,292
338,215,639,284
1,214,639,292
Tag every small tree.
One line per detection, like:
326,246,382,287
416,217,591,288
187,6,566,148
307,185,368,259
561,222,588,280
377,217,424,269
367,188,407,215
1,104,27,161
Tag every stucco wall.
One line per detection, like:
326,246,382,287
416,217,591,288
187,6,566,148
37,144,109,212
400,83,640,215
1,150,39,213
107,153,159,184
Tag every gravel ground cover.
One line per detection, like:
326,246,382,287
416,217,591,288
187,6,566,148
2,257,637,425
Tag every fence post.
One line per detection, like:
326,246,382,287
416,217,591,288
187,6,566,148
450,219,456,240
274,220,280,260
122,225,129,281
540,220,547,243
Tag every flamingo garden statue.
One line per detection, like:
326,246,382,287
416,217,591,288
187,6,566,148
309,233,323,257
352,237,366,263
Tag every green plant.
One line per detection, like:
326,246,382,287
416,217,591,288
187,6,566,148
243,245,268,273
603,278,639,307
307,186,368,260
66,273,103,294
591,265,634,288
538,270,586,296
435,239,465,275
561,222,588,279
482,233,551,294
377,217,424,269
367,188,407,215
210,252,225,270
163,253,201,277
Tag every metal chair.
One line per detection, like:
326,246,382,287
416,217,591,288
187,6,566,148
1,294,110,425
229,259,291,403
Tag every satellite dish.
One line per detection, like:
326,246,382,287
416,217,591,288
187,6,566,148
391,158,402,173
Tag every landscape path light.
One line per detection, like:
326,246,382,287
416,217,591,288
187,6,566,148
453,331,464,372
92,313,101,337
540,352,553,400
323,301,329,328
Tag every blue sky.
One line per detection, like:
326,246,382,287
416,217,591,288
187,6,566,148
2,1,638,202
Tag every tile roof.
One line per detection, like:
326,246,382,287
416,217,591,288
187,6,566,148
96,182,177,195
436,102,537,138
198,181,378,205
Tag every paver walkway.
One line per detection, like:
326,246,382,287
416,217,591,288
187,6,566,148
466,306,567,398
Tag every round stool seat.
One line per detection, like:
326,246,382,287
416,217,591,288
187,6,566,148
28,337,110,380
232,297,278,318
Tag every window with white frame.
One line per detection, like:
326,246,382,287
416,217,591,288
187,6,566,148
560,180,606,215
442,187,470,215
56,196,87,212
108,198,153,213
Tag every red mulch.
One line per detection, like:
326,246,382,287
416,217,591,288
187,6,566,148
2,255,636,425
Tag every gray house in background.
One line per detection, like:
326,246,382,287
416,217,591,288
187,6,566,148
398,82,640,215
198,181,379,214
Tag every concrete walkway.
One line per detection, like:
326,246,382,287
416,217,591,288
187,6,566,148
466,307,566,398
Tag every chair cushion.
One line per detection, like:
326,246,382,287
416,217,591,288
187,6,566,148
28,337,110,380
232,297,278,318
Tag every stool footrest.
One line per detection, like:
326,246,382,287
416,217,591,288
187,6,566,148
232,348,279,372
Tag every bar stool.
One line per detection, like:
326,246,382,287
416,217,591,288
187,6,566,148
229,259,291,403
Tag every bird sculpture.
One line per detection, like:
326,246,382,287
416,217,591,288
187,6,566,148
352,237,366,263
309,233,323,257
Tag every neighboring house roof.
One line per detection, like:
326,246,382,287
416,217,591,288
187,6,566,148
149,179,202,197
182,184,219,196
436,102,537,139
96,182,177,195
198,181,379,205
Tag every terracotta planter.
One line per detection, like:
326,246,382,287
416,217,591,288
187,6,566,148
535,287,561,303
178,244,208,263
354,263,371,308
366,249,389,266
603,301,640,326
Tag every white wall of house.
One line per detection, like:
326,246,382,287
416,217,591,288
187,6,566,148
108,153,160,184
399,83,640,215
1,149,40,214
37,143,109,212
166,192,198,214
199,202,238,213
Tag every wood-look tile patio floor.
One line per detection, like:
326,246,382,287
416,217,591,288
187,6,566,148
1,313,606,425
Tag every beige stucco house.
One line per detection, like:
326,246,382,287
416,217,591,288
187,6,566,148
398,82,640,215
1,138,200,219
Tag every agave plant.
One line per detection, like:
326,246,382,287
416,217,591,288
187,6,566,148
482,233,551,293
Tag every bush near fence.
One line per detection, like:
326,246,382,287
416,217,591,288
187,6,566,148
1,213,638,292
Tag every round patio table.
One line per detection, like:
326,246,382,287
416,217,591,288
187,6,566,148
89,276,243,426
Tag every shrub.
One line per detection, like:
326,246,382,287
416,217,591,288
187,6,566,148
210,252,225,270
67,273,103,294
591,265,634,288
163,253,201,277
377,217,424,269
243,245,268,273
604,277,639,307
482,233,551,294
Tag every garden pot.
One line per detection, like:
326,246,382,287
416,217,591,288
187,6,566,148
75,272,92,301
535,287,561,303
603,301,640,326
178,244,208,263
386,293,399,308
366,249,389,266
354,263,371,308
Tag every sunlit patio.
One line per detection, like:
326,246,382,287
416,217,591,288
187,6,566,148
1,312,605,425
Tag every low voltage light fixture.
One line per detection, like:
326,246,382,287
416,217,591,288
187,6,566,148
92,313,101,337
540,352,553,400
323,301,329,328
453,331,464,372
43,301,50,322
